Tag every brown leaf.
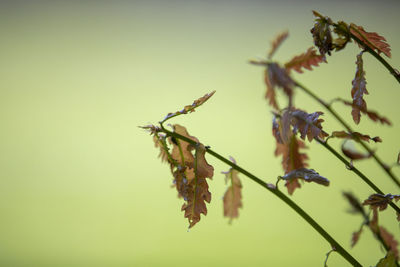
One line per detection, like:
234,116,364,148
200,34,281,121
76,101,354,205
351,52,369,124
264,69,279,110
351,228,363,247
222,157,243,222
281,168,330,186
343,192,366,215
341,141,372,160
181,144,214,228
290,109,329,142
379,227,399,259
376,251,397,267
153,134,170,163
350,23,391,58
163,91,216,122
331,131,382,143
275,135,308,195
363,193,400,211
284,47,326,73
369,207,379,234
266,63,294,100
339,99,391,125
268,31,289,59
311,11,333,58
169,124,199,167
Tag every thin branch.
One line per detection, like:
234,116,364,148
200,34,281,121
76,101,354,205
317,139,400,214
161,126,362,267
294,80,400,189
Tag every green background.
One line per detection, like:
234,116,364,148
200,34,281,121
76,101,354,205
1,0,399,266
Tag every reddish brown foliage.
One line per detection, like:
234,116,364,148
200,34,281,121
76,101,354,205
350,23,391,58
285,47,326,73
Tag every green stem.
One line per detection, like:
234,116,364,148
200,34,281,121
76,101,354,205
163,127,362,267
294,80,400,189
316,139,400,214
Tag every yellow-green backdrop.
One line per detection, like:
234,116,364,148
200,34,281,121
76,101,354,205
1,0,399,266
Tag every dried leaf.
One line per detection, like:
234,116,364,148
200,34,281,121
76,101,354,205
343,192,366,215
339,99,391,125
341,141,372,160
284,47,326,73
311,11,334,58
275,135,308,195
379,227,399,259
369,207,379,234
169,124,200,167
268,31,289,59
290,109,329,142
181,144,214,228
163,91,216,122
376,251,397,267
351,228,363,247
351,52,369,124
281,168,330,186
350,23,391,58
264,69,279,110
222,157,243,222
266,63,294,99
331,131,382,143
363,193,400,211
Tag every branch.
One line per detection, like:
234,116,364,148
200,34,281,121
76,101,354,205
294,80,400,189
161,126,362,267
317,139,400,215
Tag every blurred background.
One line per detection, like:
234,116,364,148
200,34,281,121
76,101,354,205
1,0,399,266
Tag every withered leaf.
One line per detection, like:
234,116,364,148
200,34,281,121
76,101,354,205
181,143,214,228
351,52,369,125
339,99,391,125
275,135,308,195
376,251,397,267
379,227,399,260
284,47,326,73
281,168,330,186
343,192,366,216
163,91,216,122
141,125,173,164
266,63,294,101
290,109,329,142
311,11,334,58
362,193,400,211
341,141,372,160
169,124,199,167
222,157,243,222
268,31,289,59
264,69,279,110
350,23,391,58
331,131,382,143
351,227,363,248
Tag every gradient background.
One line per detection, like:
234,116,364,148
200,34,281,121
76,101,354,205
1,0,399,266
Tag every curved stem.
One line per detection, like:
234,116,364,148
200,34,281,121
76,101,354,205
163,127,362,267
294,80,400,189
316,139,400,214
